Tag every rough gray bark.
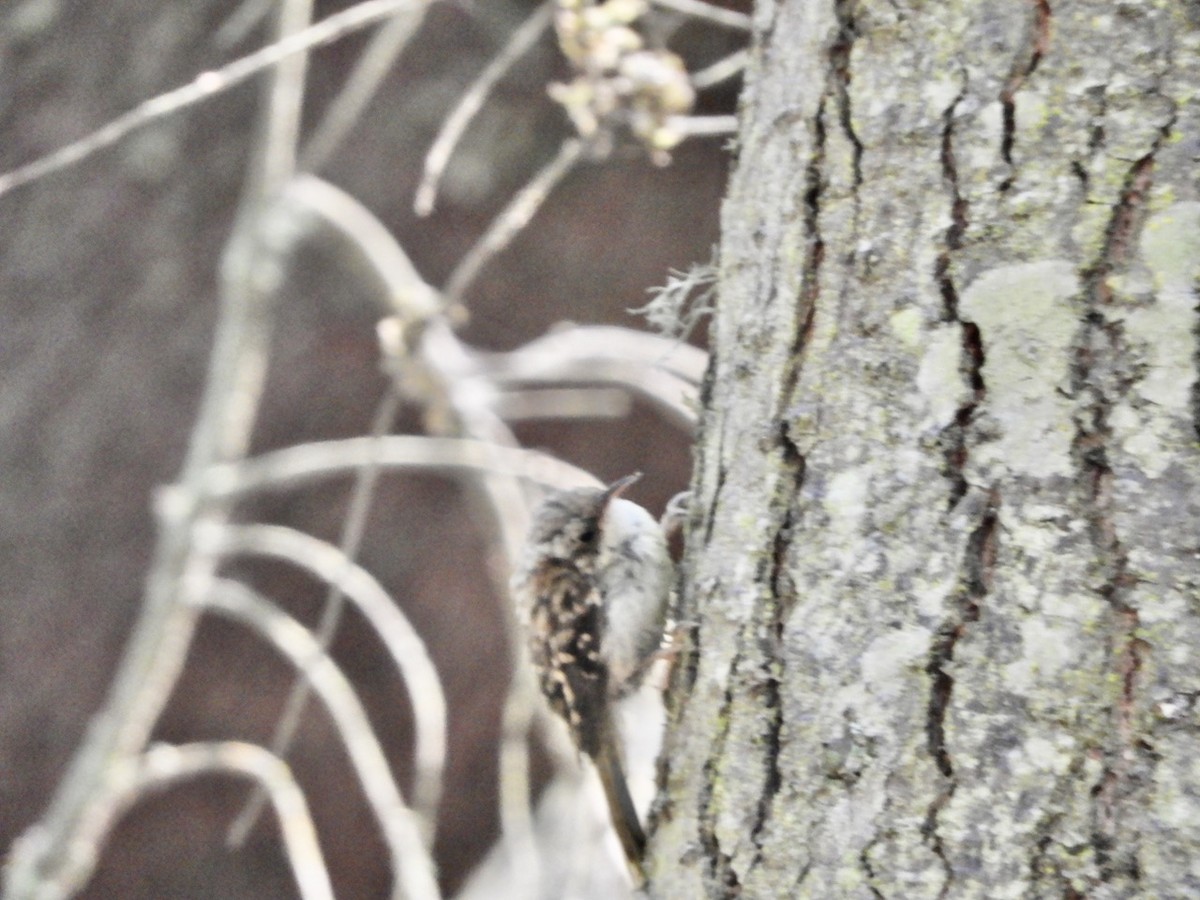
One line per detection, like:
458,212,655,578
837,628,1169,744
651,1,1200,897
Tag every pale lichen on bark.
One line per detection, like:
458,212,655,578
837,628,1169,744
958,261,1080,480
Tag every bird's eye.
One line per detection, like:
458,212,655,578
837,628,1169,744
578,526,597,544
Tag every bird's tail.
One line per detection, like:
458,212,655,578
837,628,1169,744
594,740,648,886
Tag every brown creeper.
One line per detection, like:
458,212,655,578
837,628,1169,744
511,472,673,880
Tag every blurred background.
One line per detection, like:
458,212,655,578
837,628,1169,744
0,1,745,895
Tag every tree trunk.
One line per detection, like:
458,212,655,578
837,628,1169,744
652,1,1200,897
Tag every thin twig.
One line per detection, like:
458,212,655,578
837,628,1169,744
668,114,739,138
414,1,555,216
203,435,602,500
280,175,441,318
203,580,440,900
301,3,432,172
480,325,706,429
487,323,708,379
492,387,632,421
649,0,752,30
690,49,748,90
215,522,446,841
225,389,409,847
442,137,588,308
1,4,317,895
0,0,425,199
136,743,333,900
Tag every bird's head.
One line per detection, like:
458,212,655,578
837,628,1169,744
528,473,642,563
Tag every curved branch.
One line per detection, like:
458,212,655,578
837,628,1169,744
279,176,441,319
302,4,432,172
135,742,333,900
480,326,706,429
414,2,555,216
202,435,602,500
213,524,446,831
0,0,428,199
201,579,440,900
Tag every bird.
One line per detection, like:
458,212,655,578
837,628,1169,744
511,472,673,882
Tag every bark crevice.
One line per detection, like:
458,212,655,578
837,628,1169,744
998,0,1052,192
1193,301,1200,441
831,0,864,189
800,96,827,327
1073,132,1171,886
744,472,803,866
934,76,981,510
923,490,999,895
745,634,784,872
696,665,742,897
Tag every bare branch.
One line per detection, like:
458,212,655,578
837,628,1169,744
136,743,333,900
227,390,406,847
394,319,551,894
442,137,589,308
414,2,555,216
379,316,700,895
213,523,446,836
492,387,633,421
689,49,748,90
488,324,707,383
203,435,603,500
202,579,440,900
667,113,739,138
243,0,313,202
649,0,752,31
302,4,432,172
4,0,721,893
480,325,706,429
3,5,321,895
280,175,442,319
0,0,427,199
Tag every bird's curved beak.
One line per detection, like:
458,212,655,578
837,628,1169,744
603,472,642,505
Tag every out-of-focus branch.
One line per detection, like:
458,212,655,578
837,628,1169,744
396,320,548,898
649,0,752,31
302,4,432,172
2,3,319,896
442,138,589,309
226,389,406,847
201,580,439,900
216,172,443,849
492,387,632,421
135,743,333,900
0,0,428,199
2,0,724,894
218,180,438,847
202,434,602,500
212,523,446,833
279,176,442,320
666,114,738,138
690,49,748,90
480,325,706,430
414,1,555,216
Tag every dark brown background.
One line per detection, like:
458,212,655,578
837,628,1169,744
0,1,744,895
